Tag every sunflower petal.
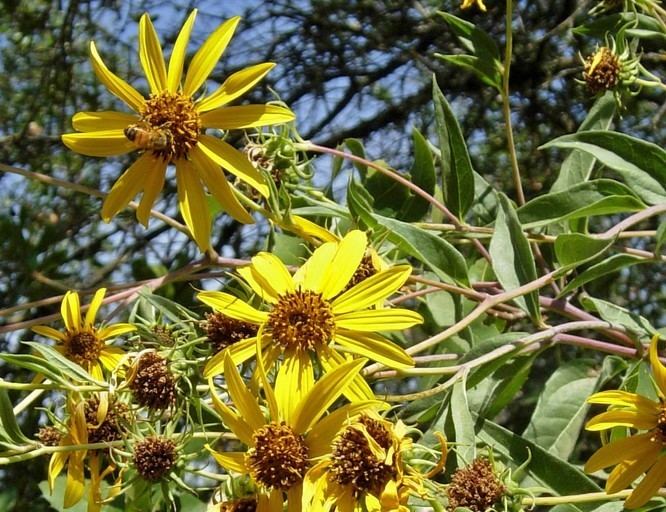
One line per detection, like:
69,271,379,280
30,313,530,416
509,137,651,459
84,288,106,328
321,349,375,402
223,352,265,431
198,135,269,197
585,432,655,472
189,146,254,224
606,450,659,494
62,130,135,157
208,381,254,445
167,10,197,92
32,325,66,341
197,291,268,324
332,265,412,314
320,230,366,299
139,14,167,93
197,62,275,112
649,335,666,398
101,153,158,222
249,253,294,297
335,308,424,331
237,266,279,304
89,41,144,111
587,390,658,411
98,323,136,340
293,242,338,291
72,111,139,132
136,159,167,227
61,291,81,331
334,330,413,369
289,215,339,243
291,358,367,435
183,16,240,96
201,104,294,130
204,336,261,378
176,159,211,252
99,346,126,371
586,410,657,431
208,448,247,473
63,452,86,508
275,352,314,425
48,449,68,490
625,455,666,509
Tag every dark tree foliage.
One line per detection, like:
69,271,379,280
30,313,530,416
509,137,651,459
0,0,663,509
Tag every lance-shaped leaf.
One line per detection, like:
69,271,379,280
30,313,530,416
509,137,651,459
433,78,475,220
489,194,540,323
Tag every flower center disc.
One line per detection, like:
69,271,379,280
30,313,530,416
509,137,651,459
330,416,396,496
267,290,335,353
139,91,201,161
246,422,310,490
584,48,620,94
65,331,103,366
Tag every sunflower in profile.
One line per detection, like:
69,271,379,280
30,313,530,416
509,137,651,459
198,230,422,401
585,335,666,509
62,10,295,251
32,288,134,380
207,353,384,510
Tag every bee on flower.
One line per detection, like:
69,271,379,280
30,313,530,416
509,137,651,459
62,10,295,252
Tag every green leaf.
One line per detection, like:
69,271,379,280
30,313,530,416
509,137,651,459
542,131,666,205
433,78,475,219
489,194,540,322
399,127,436,221
0,389,30,444
555,234,615,268
580,295,658,340
436,12,502,89
343,138,368,174
347,178,376,230
518,179,645,228
476,418,601,496
522,359,599,459
471,171,499,225
451,379,476,467
23,342,105,385
372,214,469,286
270,232,310,266
551,92,616,193
560,254,649,296
436,55,501,89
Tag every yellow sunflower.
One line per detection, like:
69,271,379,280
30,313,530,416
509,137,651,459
62,10,295,252
207,353,385,511
585,335,666,509
461,0,487,11
303,412,427,511
198,230,422,402
32,288,134,380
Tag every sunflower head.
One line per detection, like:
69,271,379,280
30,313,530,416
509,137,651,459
128,351,177,410
245,421,310,490
133,436,178,481
446,458,506,512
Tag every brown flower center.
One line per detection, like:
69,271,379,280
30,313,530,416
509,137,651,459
651,406,666,444
129,352,176,410
133,436,177,481
246,421,310,490
267,290,335,353
446,458,505,512
64,330,103,366
583,47,620,94
130,91,201,162
203,312,259,353
330,415,396,496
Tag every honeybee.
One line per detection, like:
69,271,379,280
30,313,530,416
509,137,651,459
124,123,172,151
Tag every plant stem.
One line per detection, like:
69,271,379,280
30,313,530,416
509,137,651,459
502,0,525,206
